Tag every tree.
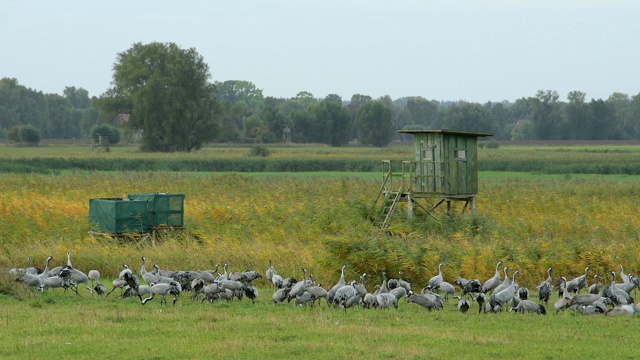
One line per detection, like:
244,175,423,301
99,42,220,152
356,101,395,147
405,97,440,129
18,124,41,145
607,92,632,139
63,86,91,109
442,102,496,134
213,80,264,118
562,91,590,140
531,90,562,140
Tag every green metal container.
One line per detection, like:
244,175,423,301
127,193,184,228
88,198,148,233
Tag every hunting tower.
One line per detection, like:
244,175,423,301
370,129,492,231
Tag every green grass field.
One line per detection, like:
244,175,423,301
2,142,640,359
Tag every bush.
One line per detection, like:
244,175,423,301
485,140,500,149
5,125,21,142
90,124,121,145
248,145,271,157
18,125,41,145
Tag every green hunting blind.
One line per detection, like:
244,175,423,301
128,193,184,229
88,198,148,233
370,129,492,231
89,193,184,235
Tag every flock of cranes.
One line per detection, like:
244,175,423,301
9,254,640,316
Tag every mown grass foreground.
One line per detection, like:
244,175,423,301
1,285,639,360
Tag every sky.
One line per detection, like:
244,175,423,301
2,0,639,103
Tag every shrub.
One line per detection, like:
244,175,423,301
248,145,271,157
485,140,500,149
90,124,121,145
18,125,41,145
5,125,21,142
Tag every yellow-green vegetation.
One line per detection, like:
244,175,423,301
2,143,640,359
1,171,639,286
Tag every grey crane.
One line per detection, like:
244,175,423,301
287,268,308,302
361,274,378,309
48,252,71,277
619,264,630,283
432,281,455,302
217,263,229,282
26,256,42,275
588,274,601,294
123,271,143,301
489,270,519,311
512,287,529,309
141,281,181,306
106,264,131,297
43,267,72,292
153,265,175,284
475,292,486,314
327,264,347,305
266,260,276,287
570,292,603,307
607,271,633,305
606,304,635,316
453,295,470,313
271,273,284,289
398,271,412,292
66,266,94,295
220,278,245,294
420,287,445,310
482,261,503,294
461,279,482,298
140,257,157,285
408,291,440,311
389,286,408,301
294,291,317,306
197,264,219,283
612,274,637,295
377,271,389,294
15,256,53,291
281,277,298,289
387,277,399,290
492,267,511,295
334,281,358,312
554,277,572,313
272,287,291,304
454,277,469,292
88,269,100,288
376,292,398,310
537,267,553,304
564,267,590,295
511,299,546,314
243,285,259,304
201,283,222,303
427,263,444,288
304,283,328,305
191,278,205,300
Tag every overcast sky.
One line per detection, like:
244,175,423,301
2,0,639,103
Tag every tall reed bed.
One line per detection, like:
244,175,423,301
1,172,639,289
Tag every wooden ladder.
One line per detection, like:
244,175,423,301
379,186,402,231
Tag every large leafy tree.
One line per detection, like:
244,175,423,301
100,42,220,152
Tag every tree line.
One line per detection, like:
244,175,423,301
2,42,640,151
